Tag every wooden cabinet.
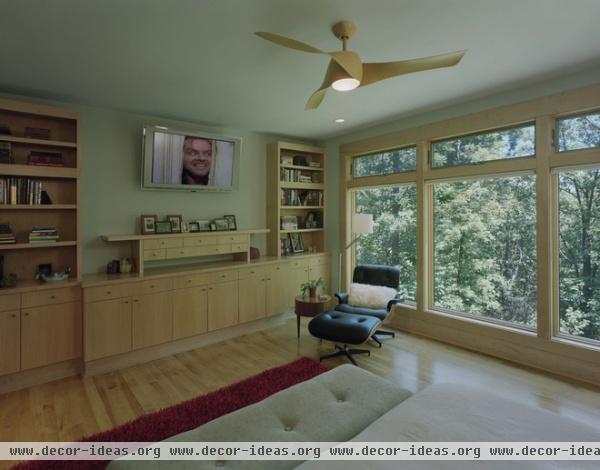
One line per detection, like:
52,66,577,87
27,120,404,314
21,301,82,370
84,297,132,361
266,264,291,315
309,264,331,296
0,310,20,375
132,291,173,350
207,280,239,331
290,266,310,299
239,275,267,324
172,286,208,340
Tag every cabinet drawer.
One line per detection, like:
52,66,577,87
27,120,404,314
143,238,182,250
22,286,81,308
173,273,209,289
0,293,20,312
166,247,192,259
198,245,231,256
231,243,248,253
209,269,238,283
84,284,133,303
290,258,310,269
238,266,266,280
217,234,247,245
183,236,216,247
309,255,330,267
139,278,173,295
143,249,166,261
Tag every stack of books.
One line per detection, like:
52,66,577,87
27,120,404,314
0,223,16,244
29,227,59,244
0,177,43,204
27,150,64,167
0,142,13,164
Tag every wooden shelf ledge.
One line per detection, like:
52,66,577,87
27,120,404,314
0,163,78,179
0,135,77,148
0,241,77,251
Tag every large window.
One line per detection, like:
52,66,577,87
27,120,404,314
433,175,537,327
432,124,535,168
557,111,600,152
353,146,416,178
558,168,600,341
354,185,417,302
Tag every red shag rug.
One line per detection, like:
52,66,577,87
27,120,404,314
12,357,328,470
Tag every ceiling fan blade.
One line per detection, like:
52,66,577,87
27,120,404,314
361,50,466,87
328,50,363,81
255,32,325,54
305,60,340,109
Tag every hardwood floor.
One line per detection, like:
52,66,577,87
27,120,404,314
1,317,600,468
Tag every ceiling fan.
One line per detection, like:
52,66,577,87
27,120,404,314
256,21,466,110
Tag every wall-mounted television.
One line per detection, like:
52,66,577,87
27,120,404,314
142,125,241,192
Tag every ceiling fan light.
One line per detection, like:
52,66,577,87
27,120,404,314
331,78,360,91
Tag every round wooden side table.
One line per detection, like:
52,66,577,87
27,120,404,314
294,294,332,338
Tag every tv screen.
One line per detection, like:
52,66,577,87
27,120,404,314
142,125,241,191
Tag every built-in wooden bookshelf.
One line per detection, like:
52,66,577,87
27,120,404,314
267,141,325,257
0,98,80,286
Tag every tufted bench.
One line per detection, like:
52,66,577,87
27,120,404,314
108,364,413,470
308,311,381,365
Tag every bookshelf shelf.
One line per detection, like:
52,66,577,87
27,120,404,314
0,135,77,148
0,163,77,179
267,141,326,257
0,204,77,210
0,241,77,251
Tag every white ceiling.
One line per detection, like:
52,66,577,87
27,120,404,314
1,0,599,140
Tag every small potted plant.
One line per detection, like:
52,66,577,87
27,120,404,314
300,277,324,298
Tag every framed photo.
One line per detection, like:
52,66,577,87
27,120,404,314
141,214,157,235
210,222,217,231
155,221,172,234
213,218,230,231
197,219,211,232
289,232,304,253
223,214,237,231
188,221,200,232
167,214,182,233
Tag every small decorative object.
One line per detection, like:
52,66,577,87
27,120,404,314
181,222,189,233
210,222,217,231
281,215,298,231
213,218,230,231
40,267,71,283
224,215,237,231
281,238,292,256
106,260,120,274
155,221,172,234
167,215,183,233
35,263,52,280
41,191,52,205
289,232,304,253
188,221,200,232
119,258,132,273
308,161,321,168
250,246,260,259
300,277,324,298
141,214,157,235
24,127,51,140
197,219,211,232
0,273,17,288
304,212,317,229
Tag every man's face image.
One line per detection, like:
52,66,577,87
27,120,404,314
183,138,212,177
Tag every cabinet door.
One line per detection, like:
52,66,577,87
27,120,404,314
0,310,20,375
207,280,239,331
266,265,291,316
21,301,82,370
290,267,310,299
172,287,208,340
238,276,267,323
84,298,132,361
309,265,331,295
132,291,173,350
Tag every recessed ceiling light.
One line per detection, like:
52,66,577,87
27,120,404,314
335,118,345,123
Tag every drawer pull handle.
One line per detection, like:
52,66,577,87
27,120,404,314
11,314,16,318
50,295,56,299
24,312,29,316
123,301,129,304
187,279,192,283
150,285,155,288
106,291,111,295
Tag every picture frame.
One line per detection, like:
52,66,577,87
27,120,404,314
213,218,230,231
167,214,182,233
155,221,172,234
210,222,217,231
188,221,200,232
224,214,237,231
141,214,157,235
197,219,211,232
289,232,304,253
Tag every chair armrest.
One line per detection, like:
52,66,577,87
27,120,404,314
387,295,404,312
335,292,349,304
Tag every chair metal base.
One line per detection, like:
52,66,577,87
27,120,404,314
319,344,371,366
371,329,395,347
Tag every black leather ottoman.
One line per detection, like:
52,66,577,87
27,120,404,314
308,311,381,365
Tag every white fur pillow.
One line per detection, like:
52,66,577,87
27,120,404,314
347,283,397,309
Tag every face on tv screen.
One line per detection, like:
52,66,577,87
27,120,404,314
151,132,235,187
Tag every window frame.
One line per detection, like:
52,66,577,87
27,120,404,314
555,109,600,154
351,145,417,180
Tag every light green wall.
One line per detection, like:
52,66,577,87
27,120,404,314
323,67,600,291
0,93,311,274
